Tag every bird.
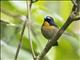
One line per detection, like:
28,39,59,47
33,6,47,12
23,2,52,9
41,16,59,46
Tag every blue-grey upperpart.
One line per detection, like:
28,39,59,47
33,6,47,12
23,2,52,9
44,16,58,27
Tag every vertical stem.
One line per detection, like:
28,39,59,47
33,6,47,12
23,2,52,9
14,15,27,60
27,1,36,60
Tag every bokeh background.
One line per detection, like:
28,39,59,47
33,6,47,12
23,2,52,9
0,0,80,60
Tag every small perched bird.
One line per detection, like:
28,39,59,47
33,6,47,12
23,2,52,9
41,16,58,46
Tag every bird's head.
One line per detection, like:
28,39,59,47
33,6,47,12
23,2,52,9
44,16,54,25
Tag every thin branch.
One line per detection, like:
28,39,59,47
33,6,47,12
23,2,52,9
36,0,80,60
73,16,80,21
27,1,36,60
14,17,27,60
15,0,36,60
14,1,30,60
1,6,26,60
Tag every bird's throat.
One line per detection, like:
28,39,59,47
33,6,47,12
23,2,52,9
43,21,54,30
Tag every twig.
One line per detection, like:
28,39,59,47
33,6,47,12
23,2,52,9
14,16,27,60
1,6,26,60
27,1,36,60
14,1,30,60
36,0,80,60
73,16,80,21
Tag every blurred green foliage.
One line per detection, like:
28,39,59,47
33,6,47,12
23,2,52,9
0,0,80,60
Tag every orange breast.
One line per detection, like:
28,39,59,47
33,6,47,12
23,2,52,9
43,21,54,30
